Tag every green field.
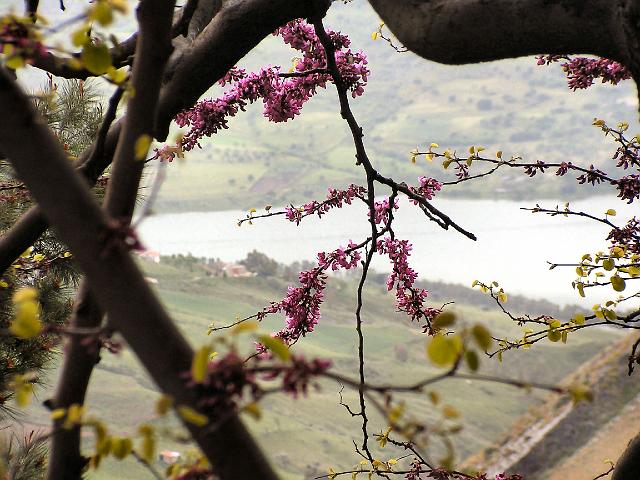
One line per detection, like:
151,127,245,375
14,259,621,479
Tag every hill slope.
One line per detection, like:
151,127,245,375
12,259,623,479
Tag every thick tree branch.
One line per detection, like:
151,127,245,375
0,68,276,480
614,433,640,480
366,0,626,65
44,86,123,480
29,0,198,80
46,0,177,475
46,283,102,479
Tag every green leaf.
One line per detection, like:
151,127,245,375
602,258,615,271
572,313,586,326
432,311,455,330
465,350,479,371
81,42,112,75
427,334,461,367
257,335,291,361
471,324,492,351
611,275,626,292
191,345,211,383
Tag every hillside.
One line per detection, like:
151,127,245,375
12,258,622,479
465,333,640,480
20,0,639,212
145,1,640,213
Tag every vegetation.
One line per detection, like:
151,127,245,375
0,1,638,480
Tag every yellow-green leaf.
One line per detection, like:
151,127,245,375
427,334,461,367
10,301,42,339
471,324,492,351
191,345,211,383
12,287,37,303
177,405,208,427
547,329,562,342
465,350,479,371
257,335,291,361
155,394,173,416
81,42,112,75
442,405,460,419
230,320,259,335
611,275,626,292
242,402,262,420
110,437,132,460
432,311,455,330
569,384,593,404
134,134,152,161
90,1,113,26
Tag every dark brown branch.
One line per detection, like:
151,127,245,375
366,0,625,65
613,433,640,480
46,0,176,475
0,63,276,480
46,283,102,478
44,85,124,480
314,17,379,461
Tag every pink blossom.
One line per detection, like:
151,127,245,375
156,20,369,160
370,197,399,225
377,237,441,328
536,55,630,90
285,184,367,225
409,176,442,204
257,243,362,349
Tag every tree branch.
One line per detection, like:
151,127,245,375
366,0,625,65
0,66,276,480
614,433,640,480
46,0,177,475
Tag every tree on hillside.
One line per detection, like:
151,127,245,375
0,1,638,480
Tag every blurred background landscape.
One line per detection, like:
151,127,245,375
9,0,640,479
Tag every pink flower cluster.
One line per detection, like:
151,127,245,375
285,184,367,225
317,241,362,271
257,243,361,348
156,20,369,159
188,352,260,417
281,355,332,398
409,176,442,204
0,16,46,63
376,237,440,329
370,197,398,225
187,352,332,417
536,55,630,90
405,462,524,480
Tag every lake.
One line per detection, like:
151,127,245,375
138,195,638,307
